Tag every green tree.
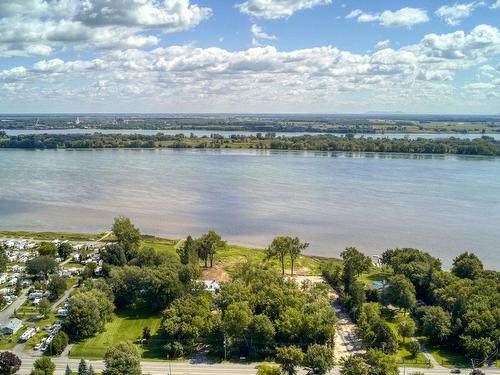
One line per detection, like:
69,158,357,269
341,247,371,291
222,302,252,341
78,359,88,375
38,298,51,318
26,256,58,279
38,242,58,257
249,314,275,356
451,252,483,279
65,290,114,339
396,316,416,342
176,235,199,265
103,342,141,375
58,242,73,260
47,275,68,301
257,364,281,375
365,349,398,375
266,236,292,275
198,231,226,268
289,237,309,276
0,246,8,273
65,365,72,375
303,344,334,375
419,306,451,344
88,365,95,375
407,341,420,358
339,356,369,375
32,357,55,375
49,331,69,355
275,346,304,375
0,351,22,374
112,216,142,261
386,275,416,312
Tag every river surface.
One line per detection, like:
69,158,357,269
3,128,500,140
1,148,499,269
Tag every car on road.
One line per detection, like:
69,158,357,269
451,369,461,374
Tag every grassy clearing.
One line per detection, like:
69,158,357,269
419,337,470,368
0,230,104,241
70,306,163,360
357,267,393,286
393,341,431,368
144,237,332,277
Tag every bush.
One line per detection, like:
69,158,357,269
407,341,420,358
257,364,281,375
49,331,69,355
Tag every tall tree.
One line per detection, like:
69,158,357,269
38,242,58,257
365,349,398,375
58,242,73,260
26,256,58,279
451,252,483,279
32,357,55,375
339,356,369,375
266,236,298,275
303,344,335,375
103,342,142,375
289,237,309,276
386,274,416,312
112,216,141,260
276,346,304,375
177,235,199,265
65,365,72,375
419,306,451,344
78,359,88,375
0,351,22,374
198,231,226,268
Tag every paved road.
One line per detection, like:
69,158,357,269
9,356,500,375
0,288,28,324
50,284,76,312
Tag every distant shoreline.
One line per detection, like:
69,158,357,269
1,132,499,156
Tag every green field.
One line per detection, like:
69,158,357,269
70,306,163,360
418,337,470,368
357,267,393,286
0,230,104,241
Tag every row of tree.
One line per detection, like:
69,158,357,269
1,132,499,156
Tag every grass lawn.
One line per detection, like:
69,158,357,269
418,337,470,368
70,306,164,360
394,341,431,368
357,267,393,286
143,237,333,276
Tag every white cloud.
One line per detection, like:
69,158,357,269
0,0,211,57
237,0,331,19
251,24,277,41
345,9,362,19
375,40,390,50
349,8,429,28
436,3,478,25
1,25,498,113
490,0,500,9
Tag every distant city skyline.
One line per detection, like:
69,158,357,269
0,0,499,114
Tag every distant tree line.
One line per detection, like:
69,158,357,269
1,132,499,156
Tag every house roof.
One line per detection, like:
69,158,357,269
4,318,22,330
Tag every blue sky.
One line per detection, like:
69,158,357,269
0,0,499,113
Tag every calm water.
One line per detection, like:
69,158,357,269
3,128,500,140
1,149,499,269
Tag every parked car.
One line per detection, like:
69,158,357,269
451,369,461,374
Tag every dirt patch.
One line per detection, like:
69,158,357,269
202,262,230,282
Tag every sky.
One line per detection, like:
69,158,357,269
0,0,499,114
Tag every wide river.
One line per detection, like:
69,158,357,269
1,149,499,269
